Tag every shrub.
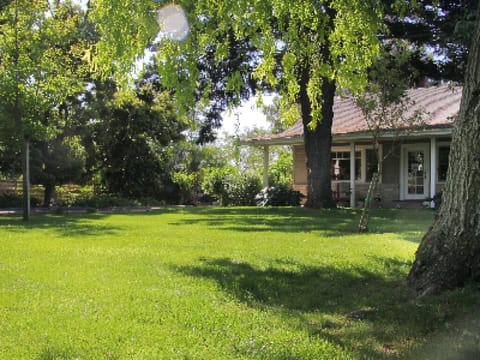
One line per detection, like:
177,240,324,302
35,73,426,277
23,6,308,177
255,184,304,206
74,195,141,208
228,174,262,206
0,192,42,208
0,193,23,208
201,166,234,206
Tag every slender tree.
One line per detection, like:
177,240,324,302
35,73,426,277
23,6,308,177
408,3,480,297
0,0,89,219
355,43,424,232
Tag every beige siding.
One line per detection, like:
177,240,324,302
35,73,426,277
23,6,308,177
293,145,307,188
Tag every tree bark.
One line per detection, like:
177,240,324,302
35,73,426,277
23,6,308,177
22,137,31,221
300,72,336,209
43,182,55,208
407,4,480,297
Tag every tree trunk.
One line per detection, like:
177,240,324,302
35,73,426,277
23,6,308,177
298,3,336,209
301,77,336,209
357,171,379,232
22,137,31,221
408,4,480,297
43,182,55,208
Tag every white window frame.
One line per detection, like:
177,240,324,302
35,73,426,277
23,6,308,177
331,145,382,184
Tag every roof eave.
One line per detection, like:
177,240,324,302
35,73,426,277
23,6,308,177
239,136,304,146
241,127,453,146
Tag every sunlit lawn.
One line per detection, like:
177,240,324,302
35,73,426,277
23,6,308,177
0,207,479,359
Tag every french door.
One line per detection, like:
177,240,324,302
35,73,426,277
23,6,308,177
402,144,430,200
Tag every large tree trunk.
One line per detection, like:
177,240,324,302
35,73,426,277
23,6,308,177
298,2,336,210
299,73,336,209
407,4,480,297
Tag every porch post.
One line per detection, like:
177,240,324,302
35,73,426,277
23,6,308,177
349,142,356,208
430,137,437,208
263,145,269,188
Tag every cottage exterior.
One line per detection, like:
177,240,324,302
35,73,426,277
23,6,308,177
243,85,462,208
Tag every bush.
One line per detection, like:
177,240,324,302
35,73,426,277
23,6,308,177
55,185,95,207
228,174,262,206
0,192,42,208
0,193,23,208
255,184,304,207
74,195,141,208
201,166,233,206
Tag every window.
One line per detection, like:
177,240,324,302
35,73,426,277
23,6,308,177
438,145,450,182
331,151,361,181
365,148,379,182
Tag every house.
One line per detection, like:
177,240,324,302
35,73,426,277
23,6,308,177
242,84,462,208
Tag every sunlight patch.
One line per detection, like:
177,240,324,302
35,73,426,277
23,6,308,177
156,3,189,42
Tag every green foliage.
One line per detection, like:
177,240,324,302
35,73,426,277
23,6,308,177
30,135,87,204
256,184,304,206
88,0,159,81
54,185,94,207
73,194,154,208
384,0,477,82
269,148,293,187
171,170,198,204
0,192,23,208
151,0,383,126
0,0,90,140
172,171,196,193
202,166,262,206
84,77,187,201
90,0,382,136
201,166,234,205
227,173,262,206
0,190,42,208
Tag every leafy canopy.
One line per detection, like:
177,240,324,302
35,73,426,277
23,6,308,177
91,0,383,126
0,0,89,140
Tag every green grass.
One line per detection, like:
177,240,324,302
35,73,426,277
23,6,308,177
0,207,479,359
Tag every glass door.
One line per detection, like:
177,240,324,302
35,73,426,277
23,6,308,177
404,145,429,200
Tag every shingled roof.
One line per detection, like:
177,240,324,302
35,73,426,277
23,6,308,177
244,84,462,145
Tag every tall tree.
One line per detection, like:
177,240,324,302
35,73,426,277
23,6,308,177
0,0,89,219
407,3,480,297
82,75,187,201
91,0,383,208
383,0,477,82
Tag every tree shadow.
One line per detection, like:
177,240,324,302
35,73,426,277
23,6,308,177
167,207,362,236
176,257,407,313
166,207,433,242
0,213,120,238
174,256,478,359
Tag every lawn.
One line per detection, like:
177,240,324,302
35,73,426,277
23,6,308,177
0,207,479,359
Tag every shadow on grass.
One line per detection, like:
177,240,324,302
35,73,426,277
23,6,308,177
177,257,408,314
168,207,362,236
175,256,480,359
0,213,120,238
166,206,433,242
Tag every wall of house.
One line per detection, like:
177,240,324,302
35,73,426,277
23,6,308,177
292,141,414,207
291,138,449,208
293,144,307,188
380,142,401,184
